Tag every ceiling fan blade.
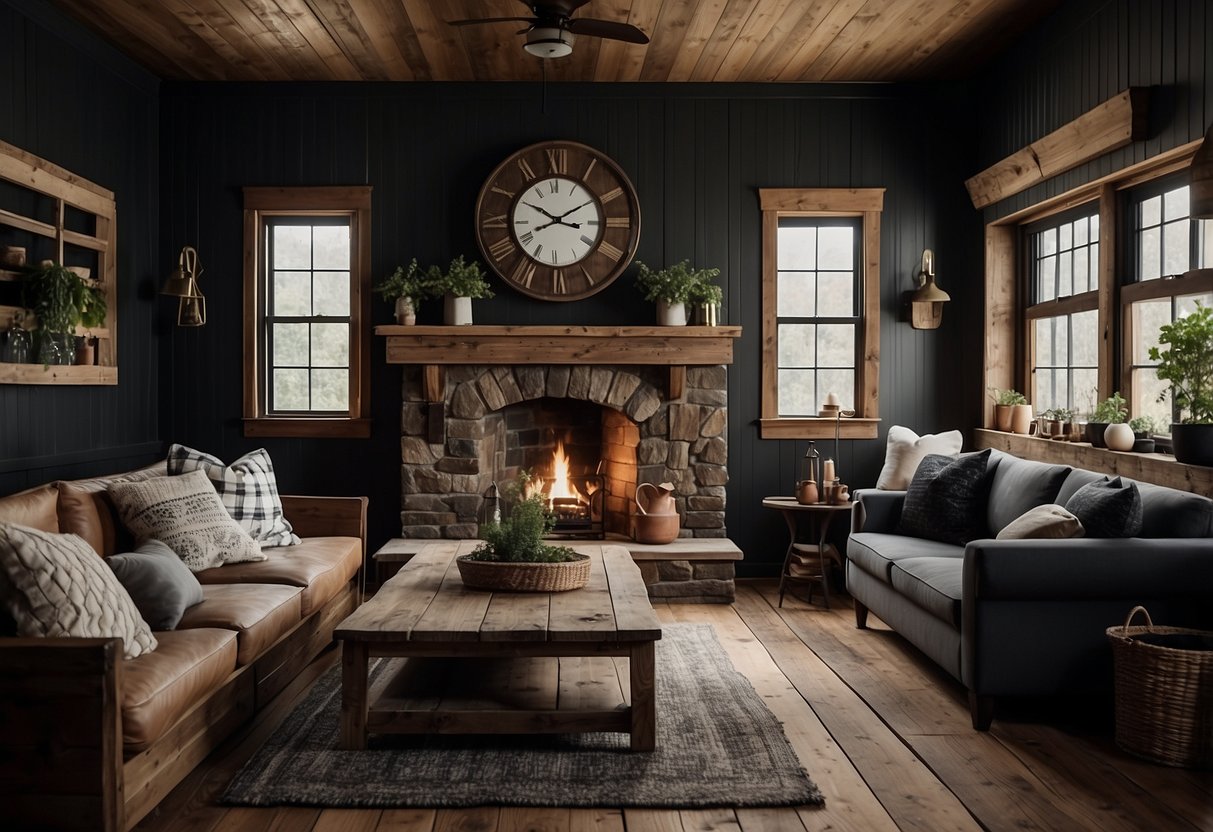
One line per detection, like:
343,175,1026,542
448,16,535,27
566,18,649,44
517,0,591,16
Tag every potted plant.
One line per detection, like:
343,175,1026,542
1129,415,1157,453
988,388,1026,432
457,474,588,592
1149,303,1213,465
635,260,718,326
686,270,724,326
1087,391,1128,448
427,255,493,325
21,260,106,367
374,259,431,325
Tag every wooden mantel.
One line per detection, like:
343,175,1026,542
375,324,743,401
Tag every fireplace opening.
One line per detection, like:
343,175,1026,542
486,397,638,539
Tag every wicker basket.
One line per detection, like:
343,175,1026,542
456,553,591,592
1106,606,1213,768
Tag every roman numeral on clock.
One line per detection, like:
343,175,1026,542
553,270,567,294
546,148,567,174
519,231,534,246
606,217,630,228
579,264,596,286
600,186,623,204
517,158,536,180
483,214,507,229
488,237,515,262
582,158,597,179
598,240,624,262
511,258,536,287
491,185,514,199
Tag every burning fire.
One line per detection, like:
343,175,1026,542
528,439,597,517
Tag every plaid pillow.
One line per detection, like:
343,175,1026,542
166,444,300,547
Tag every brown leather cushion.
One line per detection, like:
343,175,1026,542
194,537,360,615
55,463,166,556
177,583,302,665
121,628,236,751
0,485,60,533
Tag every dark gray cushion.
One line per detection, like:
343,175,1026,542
1055,468,1105,505
1135,481,1213,538
106,540,205,630
1064,477,1143,538
847,532,964,583
889,557,964,628
986,456,1071,534
897,449,994,545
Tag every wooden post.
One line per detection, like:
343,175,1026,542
629,640,657,751
340,641,369,750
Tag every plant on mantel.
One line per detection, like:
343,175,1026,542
635,260,721,326
427,255,493,326
374,259,430,325
1149,303,1213,465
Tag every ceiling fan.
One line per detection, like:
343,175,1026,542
449,0,649,59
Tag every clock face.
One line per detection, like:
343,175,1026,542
475,141,641,302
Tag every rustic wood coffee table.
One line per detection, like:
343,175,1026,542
334,540,663,751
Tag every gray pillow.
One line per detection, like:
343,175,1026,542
1064,477,1143,538
986,456,1071,535
897,449,994,546
106,540,204,630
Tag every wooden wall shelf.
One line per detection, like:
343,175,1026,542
0,363,117,385
376,324,742,403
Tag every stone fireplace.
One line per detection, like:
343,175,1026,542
398,363,729,540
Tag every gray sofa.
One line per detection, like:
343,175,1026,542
846,449,1213,729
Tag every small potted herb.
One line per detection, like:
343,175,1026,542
427,256,493,325
1129,415,1157,453
988,388,1027,433
635,260,719,326
374,259,431,325
687,274,724,326
1087,391,1129,449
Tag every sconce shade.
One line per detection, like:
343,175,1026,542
178,294,206,327
1191,123,1213,219
911,277,952,304
162,246,202,297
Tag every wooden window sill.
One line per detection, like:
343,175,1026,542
759,417,880,440
244,418,371,439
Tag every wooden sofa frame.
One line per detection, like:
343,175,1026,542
0,495,367,832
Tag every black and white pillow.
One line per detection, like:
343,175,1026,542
167,444,300,547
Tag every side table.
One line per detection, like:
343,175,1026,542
761,497,852,608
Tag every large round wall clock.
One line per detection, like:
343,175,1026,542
474,140,641,301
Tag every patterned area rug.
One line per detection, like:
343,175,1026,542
224,624,822,809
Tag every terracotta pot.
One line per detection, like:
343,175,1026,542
633,512,680,544
795,480,819,505
993,404,1013,431
1104,422,1134,451
1009,404,1034,435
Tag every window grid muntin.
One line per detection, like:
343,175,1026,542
263,216,352,415
775,216,862,417
1032,310,1098,414
1027,207,1099,304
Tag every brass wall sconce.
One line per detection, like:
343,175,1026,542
906,248,950,330
162,245,206,327
1190,123,1213,218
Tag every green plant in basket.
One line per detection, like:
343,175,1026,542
468,473,577,563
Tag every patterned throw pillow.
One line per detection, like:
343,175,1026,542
897,449,994,545
1064,477,1143,538
0,523,157,658
167,444,300,547
108,470,266,571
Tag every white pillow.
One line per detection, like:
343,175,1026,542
108,470,266,572
996,504,1085,540
875,425,963,490
0,523,157,659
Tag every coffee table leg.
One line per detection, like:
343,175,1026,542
630,641,656,751
340,641,369,750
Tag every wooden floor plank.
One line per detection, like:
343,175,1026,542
375,808,436,831
269,807,323,831
734,807,807,831
678,809,740,831
568,808,624,831
313,809,382,832
497,807,569,831
433,807,498,831
621,809,684,832
658,603,899,832
730,586,981,832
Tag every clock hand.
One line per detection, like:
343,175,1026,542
555,201,594,220
523,201,558,220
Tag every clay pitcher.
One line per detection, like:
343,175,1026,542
634,482,679,544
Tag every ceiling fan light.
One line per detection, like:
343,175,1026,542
524,27,574,58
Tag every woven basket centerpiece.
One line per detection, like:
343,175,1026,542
456,553,590,592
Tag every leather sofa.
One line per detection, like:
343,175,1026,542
846,449,1213,730
0,462,366,831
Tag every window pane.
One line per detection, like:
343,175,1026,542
817,369,854,410
817,226,853,270
778,324,815,367
816,324,854,367
1199,220,1213,268
1035,369,1058,414
310,369,348,411
1073,248,1089,294
1178,292,1213,316
1163,185,1189,221
1074,217,1089,245
1163,220,1190,276
777,226,815,269
1071,369,1097,414
777,272,815,317
1038,255,1056,301
1071,310,1098,367
1132,368,1172,429
273,368,309,411
313,272,350,316
1132,299,1171,363
778,369,816,417
312,225,350,270
1139,227,1161,281
311,323,349,367
816,272,854,317
1059,223,1072,250
272,323,309,367
1034,318,1053,366
273,226,311,269
1039,228,1057,256
273,271,311,316
1058,251,1073,297
1140,195,1161,227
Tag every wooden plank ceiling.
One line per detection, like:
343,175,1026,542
51,0,1062,83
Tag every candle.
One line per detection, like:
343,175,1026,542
824,392,840,407
822,458,836,483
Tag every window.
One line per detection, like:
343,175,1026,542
759,189,883,439
1122,179,1213,428
1024,208,1100,414
243,187,371,438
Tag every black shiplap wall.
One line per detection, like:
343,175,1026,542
160,82,982,573
978,0,1212,223
0,0,161,494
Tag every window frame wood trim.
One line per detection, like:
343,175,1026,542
758,187,883,440
242,185,372,439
